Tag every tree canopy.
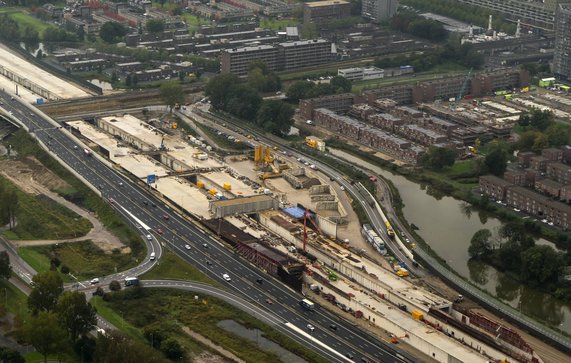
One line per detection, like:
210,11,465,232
146,19,165,33
99,22,128,44
24,311,69,363
56,291,97,343
484,147,508,176
28,270,63,314
159,82,185,109
419,146,456,170
518,108,555,132
247,61,281,93
521,245,565,286
468,229,493,258
0,251,11,280
256,100,294,137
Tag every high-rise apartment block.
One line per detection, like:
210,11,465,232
361,0,398,23
303,0,351,24
554,4,571,81
220,40,332,76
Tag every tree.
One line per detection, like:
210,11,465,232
330,76,352,93
286,81,314,101
545,123,571,147
56,291,97,343
521,245,565,285
468,229,493,258
23,311,69,363
0,251,11,279
519,108,554,131
419,146,456,170
204,73,240,110
484,148,508,176
256,100,294,137
28,271,64,314
499,222,535,250
0,347,24,363
146,19,165,33
160,337,185,360
159,82,185,110
2,190,18,229
109,280,121,291
99,22,128,44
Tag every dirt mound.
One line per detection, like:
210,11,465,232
0,157,70,194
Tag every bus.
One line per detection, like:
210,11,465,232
124,277,139,287
299,298,315,311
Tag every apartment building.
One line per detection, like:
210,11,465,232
457,0,556,30
542,147,563,161
220,45,279,76
362,0,399,23
367,113,404,132
506,186,571,229
303,0,351,24
479,175,512,201
530,156,549,172
517,151,536,168
546,162,571,185
396,124,448,146
555,5,571,81
535,178,563,198
220,39,331,76
279,39,332,71
299,93,362,121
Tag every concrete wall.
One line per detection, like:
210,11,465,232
309,184,330,194
316,201,339,211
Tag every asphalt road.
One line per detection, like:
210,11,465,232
0,92,413,363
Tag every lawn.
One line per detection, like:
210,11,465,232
0,177,92,241
0,279,29,317
9,12,52,36
141,249,218,285
18,241,142,282
260,18,300,31
181,14,211,31
90,297,145,341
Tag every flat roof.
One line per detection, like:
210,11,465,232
224,44,276,53
279,39,329,47
305,0,349,7
212,194,274,208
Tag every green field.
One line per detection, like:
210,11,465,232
260,18,300,31
9,11,52,36
141,249,218,285
18,241,141,282
181,14,211,32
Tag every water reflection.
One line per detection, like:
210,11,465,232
468,259,489,285
329,148,571,333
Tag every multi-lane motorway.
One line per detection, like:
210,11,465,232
0,92,416,363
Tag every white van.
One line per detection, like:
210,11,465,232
150,252,156,260
146,234,152,241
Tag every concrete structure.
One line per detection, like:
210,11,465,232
303,0,351,24
210,195,278,218
555,4,571,82
362,0,398,23
220,45,279,76
299,93,362,121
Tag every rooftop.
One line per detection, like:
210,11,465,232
305,0,349,7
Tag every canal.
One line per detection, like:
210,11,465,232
331,149,571,334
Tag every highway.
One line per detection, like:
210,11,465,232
0,92,414,363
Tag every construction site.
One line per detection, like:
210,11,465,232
58,103,546,363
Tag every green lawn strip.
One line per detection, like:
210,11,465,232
260,18,300,31
9,12,52,35
141,249,219,286
18,241,140,282
102,288,328,363
0,279,29,317
0,177,92,240
195,123,251,151
24,351,60,363
6,131,146,261
90,296,145,341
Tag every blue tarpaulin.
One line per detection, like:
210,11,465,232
282,206,305,219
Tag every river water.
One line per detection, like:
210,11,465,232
330,149,571,334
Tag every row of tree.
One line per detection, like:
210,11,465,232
468,224,567,288
0,14,78,45
390,11,448,42
0,182,19,230
204,71,294,137
374,38,484,72
285,76,352,102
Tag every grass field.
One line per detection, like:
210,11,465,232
9,12,52,36
141,249,218,285
0,279,28,317
0,177,92,240
260,18,300,31
18,241,141,282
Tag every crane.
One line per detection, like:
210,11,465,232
453,68,473,108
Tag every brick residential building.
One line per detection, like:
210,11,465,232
530,156,549,172
504,170,528,186
517,151,536,168
535,178,563,198
546,162,571,185
506,186,571,229
479,175,512,201
542,147,563,162
561,185,571,202
299,93,362,121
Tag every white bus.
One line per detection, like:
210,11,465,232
124,277,139,287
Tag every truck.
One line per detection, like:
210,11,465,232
299,298,315,311
124,277,139,287
83,148,91,156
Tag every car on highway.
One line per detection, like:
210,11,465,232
119,182,124,186
306,324,315,332
184,244,191,250
202,243,208,248
156,227,163,235
150,252,156,260
163,215,169,220
256,278,263,284
222,273,231,281
329,324,338,331
146,234,152,241
151,203,157,207
143,200,148,205
90,278,100,285
265,298,273,305
206,260,212,266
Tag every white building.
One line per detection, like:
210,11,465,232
338,66,384,81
